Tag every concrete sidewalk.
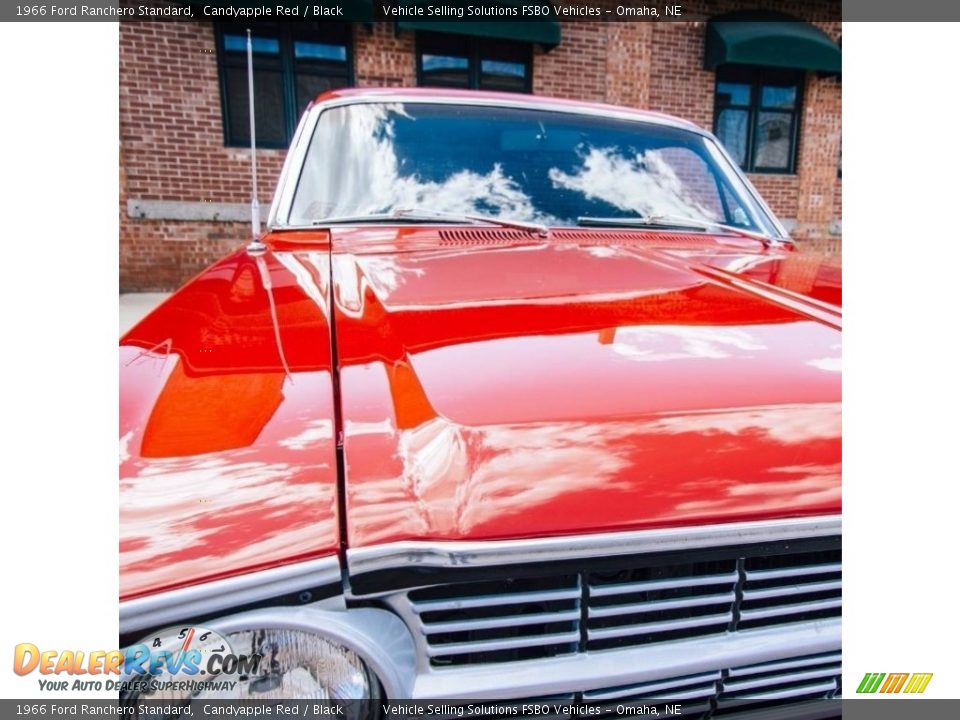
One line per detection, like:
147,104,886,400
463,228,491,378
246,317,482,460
120,293,170,335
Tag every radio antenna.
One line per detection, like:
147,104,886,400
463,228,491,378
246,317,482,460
245,28,266,255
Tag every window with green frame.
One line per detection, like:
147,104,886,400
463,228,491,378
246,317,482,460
216,22,352,148
416,32,531,93
713,65,804,174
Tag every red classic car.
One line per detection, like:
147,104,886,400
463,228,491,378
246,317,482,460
119,88,840,710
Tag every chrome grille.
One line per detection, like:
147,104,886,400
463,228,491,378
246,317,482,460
739,554,842,630
586,560,738,650
408,575,581,667
584,670,721,715
583,652,840,717
716,652,842,713
387,541,840,668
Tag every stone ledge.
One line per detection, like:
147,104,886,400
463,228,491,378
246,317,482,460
127,199,269,223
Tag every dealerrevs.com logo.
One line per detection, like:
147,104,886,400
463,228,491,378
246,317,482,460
856,672,934,694
13,626,262,693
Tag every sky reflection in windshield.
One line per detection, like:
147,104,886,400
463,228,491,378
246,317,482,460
290,102,774,233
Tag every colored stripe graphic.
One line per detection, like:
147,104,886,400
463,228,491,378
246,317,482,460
857,672,932,694
856,673,886,693
880,673,908,693
904,673,934,693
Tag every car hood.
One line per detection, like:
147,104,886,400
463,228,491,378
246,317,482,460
119,228,841,599
119,241,340,600
331,228,841,547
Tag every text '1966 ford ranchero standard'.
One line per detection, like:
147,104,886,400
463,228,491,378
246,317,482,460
119,88,841,715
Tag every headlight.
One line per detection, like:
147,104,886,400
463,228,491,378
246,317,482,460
121,624,381,704
227,628,377,699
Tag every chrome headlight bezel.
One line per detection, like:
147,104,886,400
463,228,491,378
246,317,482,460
120,605,416,701
205,606,416,698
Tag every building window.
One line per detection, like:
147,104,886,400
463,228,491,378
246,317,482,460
713,65,804,174
216,22,352,148
416,32,531,93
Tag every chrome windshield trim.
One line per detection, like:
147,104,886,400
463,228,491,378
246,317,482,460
269,103,320,229
268,93,788,240
119,555,342,635
347,515,841,580
707,134,792,243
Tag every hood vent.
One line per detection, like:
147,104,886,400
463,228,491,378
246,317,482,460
439,228,532,246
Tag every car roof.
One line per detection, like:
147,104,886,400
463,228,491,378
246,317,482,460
310,87,702,132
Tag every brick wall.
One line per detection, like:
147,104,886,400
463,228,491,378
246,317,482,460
120,21,285,290
533,23,608,101
120,10,841,291
648,21,715,129
532,22,653,109
354,22,416,87
794,71,842,239
604,23,653,110
751,175,801,222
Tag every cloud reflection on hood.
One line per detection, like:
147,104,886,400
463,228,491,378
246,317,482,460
346,397,841,545
610,326,766,363
119,347,340,598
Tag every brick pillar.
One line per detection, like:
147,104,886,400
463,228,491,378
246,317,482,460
605,23,653,109
794,73,842,240
648,21,714,130
533,23,607,101
354,23,415,87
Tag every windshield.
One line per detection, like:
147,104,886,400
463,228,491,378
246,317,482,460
288,102,780,235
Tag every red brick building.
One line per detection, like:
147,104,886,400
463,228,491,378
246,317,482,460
120,4,841,290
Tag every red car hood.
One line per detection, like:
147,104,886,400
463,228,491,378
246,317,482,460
332,228,841,547
119,227,841,598
119,240,340,600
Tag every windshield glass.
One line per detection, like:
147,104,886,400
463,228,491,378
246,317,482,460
288,102,779,235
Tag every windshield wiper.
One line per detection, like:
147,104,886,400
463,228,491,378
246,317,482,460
396,208,550,237
577,214,776,247
314,208,549,238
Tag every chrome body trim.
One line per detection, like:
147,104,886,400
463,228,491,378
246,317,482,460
695,265,841,329
267,92,789,241
119,555,342,635
346,515,841,582
409,619,840,700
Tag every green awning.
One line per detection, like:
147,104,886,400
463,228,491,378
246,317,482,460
705,11,841,73
396,2,561,48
